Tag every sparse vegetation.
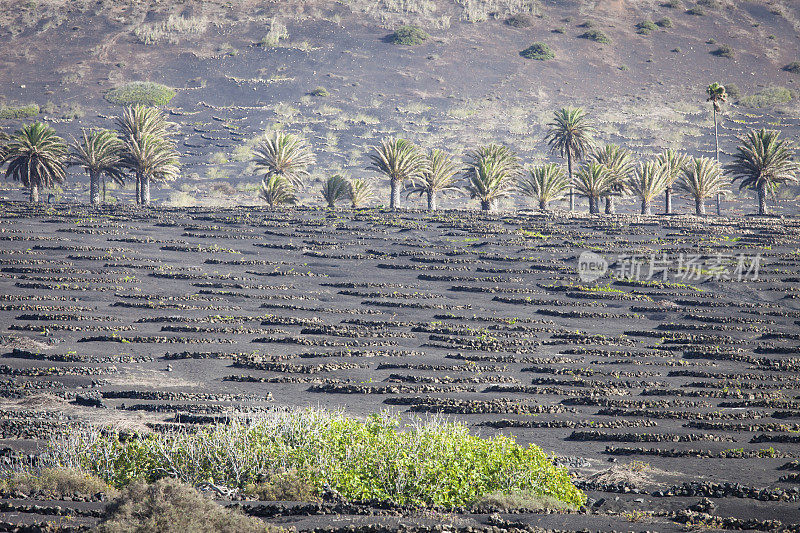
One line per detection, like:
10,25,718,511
783,62,800,74
686,7,705,16
0,104,40,120
0,468,115,497
105,82,176,106
133,15,208,45
505,14,534,28
711,44,734,58
655,17,673,28
739,86,794,108
579,29,611,44
310,86,329,97
520,42,554,60
389,25,429,45
258,18,288,47
636,21,658,34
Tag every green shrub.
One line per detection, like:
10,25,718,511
783,61,800,74
0,468,115,497
43,410,585,509
389,25,428,45
711,44,734,58
96,478,279,533
739,86,794,108
242,470,318,502
552,26,566,33
520,42,555,60
505,14,534,27
578,20,595,28
310,86,329,97
686,7,705,15
636,20,658,34
724,82,741,99
655,17,673,28
105,82,176,106
579,30,611,44
0,103,39,119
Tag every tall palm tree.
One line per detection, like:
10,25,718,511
464,144,521,212
406,149,460,211
628,161,669,215
656,149,690,214
588,144,633,214
347,178,375,209
119,133,179,206
545,107,596,211
70,129,126,206
368,137,425,210
573,163,612,214
726,128,798,215
116,105,174,205
678,157,727,215
321,174,349,208
707,82,727,215
253,131,315,191
4,122,67,203
259,175,297,208
517,163,569,211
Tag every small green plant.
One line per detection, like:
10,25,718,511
105,82,176,106
686,7,705,15
655,17,673,28
0,468,116,497
739,86,794,108
389,25,428,45
578,20,595,28
258,18,288,47
636,20,658,34
724,82,741,99
552,26,566,33
520,42,555,60
579,29,611,44
0,103,39,119
505,14,534,28
310,86,329,97
783,61,800,74
711,44,734,58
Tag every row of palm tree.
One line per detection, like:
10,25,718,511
0,105,178,206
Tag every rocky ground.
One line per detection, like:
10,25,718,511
0,201,799,531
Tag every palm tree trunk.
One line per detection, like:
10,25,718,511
135,175,141,205
141,175,150,206
539,198,547,212
664,187,672,214
102,176,107,204
757,182,768,215
30,184,39,203
481,199,492,211
427,190,437,211
605,196,615,214
589,196,597,214
567,150,574,212
716,193,722,216
642,199,651,215
390,180,400,210
90,171,100,206
713,105,722,216
696,197,705,215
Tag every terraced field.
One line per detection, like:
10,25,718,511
1,201,800,531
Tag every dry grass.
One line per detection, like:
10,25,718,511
0,468,117,498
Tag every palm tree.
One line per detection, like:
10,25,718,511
253,131,315,191
4,122,67,203
588,144,633,214
0,130,9,162
655,149,690,214
517,163,569,211
464,144,521,212
116,105,174,205
70,129,126,206
726,129,798,215
368,137,425,210
706,82,727,215
678,157,727,215
259,175,297,208
573,163,612,214
628,161,669,215
347,178,375,208
321,174,349,208
545,107,596,211
406,149,459,211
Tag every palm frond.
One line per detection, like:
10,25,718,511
517,163,569,209
253,131,315,189
259,174,297,208
678,157,728,200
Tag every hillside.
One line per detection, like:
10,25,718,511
1,0,800,212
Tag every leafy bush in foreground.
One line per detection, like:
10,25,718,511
520,42,555,60
105,82,176,106
96,478,279,533
41,410,585,508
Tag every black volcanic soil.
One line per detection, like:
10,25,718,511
0,201,799,531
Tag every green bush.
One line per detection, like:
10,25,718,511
711,44,734,58
783,61,800,74
636,20,658,34
552,26,566,33
96,478,279,533
310,86,329,97
0,103,39,119
389,25,428,45
579,30,611,44
0,468,115,497
578,20,595,28
105,82,176,106
506,14,534,27
520,42,555,60
739,86,794,108
655,17,673,28
43,410,586,509
724,82,741,99
686,7,705,15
